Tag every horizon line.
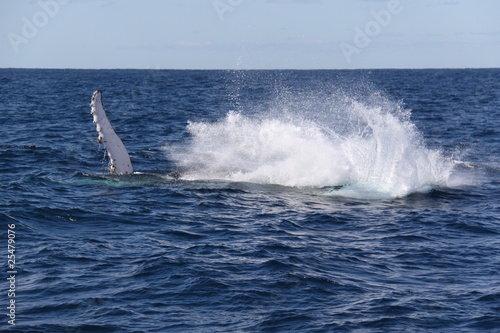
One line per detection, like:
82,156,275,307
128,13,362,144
1,66,499,71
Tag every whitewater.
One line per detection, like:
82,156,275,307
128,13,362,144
170,88,463,198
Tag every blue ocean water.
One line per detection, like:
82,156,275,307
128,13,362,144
1,68,499,332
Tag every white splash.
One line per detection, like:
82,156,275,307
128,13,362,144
169,90,460,198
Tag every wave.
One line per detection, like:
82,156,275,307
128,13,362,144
168,88,469,198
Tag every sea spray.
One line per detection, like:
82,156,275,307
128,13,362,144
169,88,458,198
175,111,352,187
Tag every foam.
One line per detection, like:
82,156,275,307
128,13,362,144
169,89,463,198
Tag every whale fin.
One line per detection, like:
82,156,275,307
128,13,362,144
90,90,134,175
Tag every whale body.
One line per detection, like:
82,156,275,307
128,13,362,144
90,90,134,175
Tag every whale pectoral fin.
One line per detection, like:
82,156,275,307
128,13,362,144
90,90,134,175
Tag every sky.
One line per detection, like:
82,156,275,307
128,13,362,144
1,0,499,69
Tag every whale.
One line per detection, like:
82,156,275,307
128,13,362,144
89,90,184,179
90,90,134,175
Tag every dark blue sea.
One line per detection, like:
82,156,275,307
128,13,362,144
1,68,499,332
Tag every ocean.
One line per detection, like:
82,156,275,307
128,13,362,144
1,68,499,332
